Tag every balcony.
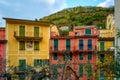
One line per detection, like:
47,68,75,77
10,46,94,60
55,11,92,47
98,46,114,54
14,31,43,41
50,45,97,53
98,31,114,41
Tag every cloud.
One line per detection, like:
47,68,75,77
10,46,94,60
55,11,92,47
97,0,114,7
32,0,56,5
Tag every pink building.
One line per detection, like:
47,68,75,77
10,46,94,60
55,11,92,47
50,26,98,80
0,27,7,73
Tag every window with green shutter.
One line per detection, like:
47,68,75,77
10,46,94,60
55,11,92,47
34,59,42,67
19,25,25,36
52,65,58,74
88,39,92,50
34,27,39,37
79,52,83,60
79,39,83,50
100,41,104,51
100,54,104,62
19,60,26,71
19,41,25,50
88,52,92,60
85,29,91,35
87,64,92,77
43,60,49,66
54,39,58,51
66,39,70,51
53,53,58,60
34,41,39,50
79,64,83,77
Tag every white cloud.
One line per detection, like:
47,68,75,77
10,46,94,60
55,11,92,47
32,0,56,5
97,0,114,7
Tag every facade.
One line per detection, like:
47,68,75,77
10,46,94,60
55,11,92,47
4,18,51,79
0,27,7,73
97,14,114,80
50,26,98,80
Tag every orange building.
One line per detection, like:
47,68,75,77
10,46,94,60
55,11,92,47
50,26,98,80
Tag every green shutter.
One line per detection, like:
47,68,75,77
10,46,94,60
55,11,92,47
79,64,83,77
66,39,70,51
87,64,92,77
88,39,92,50
34,41,39,50
100,41,104,51
88,52,92,60
85,29,91,35
79,40,83,50
53,53,58,60
34,27,39,37
19,60,26,71
100,54,104,62
43,60,49,66
19,41,25,50
79,52,83,60
54,39,58,51
19,26,25,36
34,59,43,67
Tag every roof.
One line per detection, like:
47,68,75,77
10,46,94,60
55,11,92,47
3,17,53,26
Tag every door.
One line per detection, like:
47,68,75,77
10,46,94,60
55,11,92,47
19,59,26,80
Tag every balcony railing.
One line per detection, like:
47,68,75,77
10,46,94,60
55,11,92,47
14,31,43,41
98,46,114,53
50,45,97,53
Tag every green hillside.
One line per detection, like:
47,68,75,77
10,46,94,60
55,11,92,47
40,6,114,29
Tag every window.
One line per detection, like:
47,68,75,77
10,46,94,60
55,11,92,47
79,64,83,77
19,41,25,50
43,60,49,66
88,39,92,50
69,53,72,60
52,65,58,74
87,64,92,77
64,53,72,60
34,41,39,50
66,39,70,51
19,25,25,36
79,39,83,50
85,29,91,35
34,27,39,37
100,41,104,51
100,54,104,62
34,59,42,67
19,59,26,71
88,52,92,60
53,53,58,60
100,70,105,80
79,52,83,60
54,39,58,51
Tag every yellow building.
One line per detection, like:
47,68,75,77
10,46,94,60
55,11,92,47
4,18,52,78
97,14,114,80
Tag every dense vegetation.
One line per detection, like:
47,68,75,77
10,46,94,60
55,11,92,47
40,6,114,29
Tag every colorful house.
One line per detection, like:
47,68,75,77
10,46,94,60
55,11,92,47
50,26,98,80
0,27,7,73
4,18,52,79
97,14,114,80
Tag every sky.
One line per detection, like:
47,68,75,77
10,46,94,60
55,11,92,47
0,0,114,27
